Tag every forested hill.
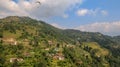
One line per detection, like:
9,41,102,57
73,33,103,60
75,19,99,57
0,16,120,67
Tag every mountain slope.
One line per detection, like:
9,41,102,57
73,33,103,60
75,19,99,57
0,16,120,67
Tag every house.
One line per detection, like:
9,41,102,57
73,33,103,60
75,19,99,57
45,48,50,51
52,52,65,60
48,41,53,45
17,58,23,62
66,44,75,48
54,48,59,52
2,38,17,45
53,55,64,60
22,39,30,45
14,41,17,45
10,58,17,63
58,56,64,60
76,60,83,65
10,58,23,63
46,53,54,57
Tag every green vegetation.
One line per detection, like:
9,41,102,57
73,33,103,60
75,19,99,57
0,16,120,67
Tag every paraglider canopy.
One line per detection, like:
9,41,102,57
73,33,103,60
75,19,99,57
36,1,41,5
35,1,41,8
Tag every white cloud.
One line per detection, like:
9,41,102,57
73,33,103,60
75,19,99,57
77,9,89,16
62,14,69,18
51,23,64,29
75,21,120,36
0,0,83,19
76,8,108,16
101,10,108,16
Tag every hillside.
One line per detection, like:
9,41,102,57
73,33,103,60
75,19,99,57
0,16,120,67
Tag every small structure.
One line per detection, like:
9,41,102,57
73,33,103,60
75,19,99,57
10,58,17,63
22,39,29,45
54,48,59,52
14,41,17,45
76,60,83,65
2,38,17,45
53,55,64,60
52,52,65,60
48,41,53,45
45,48,50,51
17,58,23,62
10,58,23,63
66,44,75,48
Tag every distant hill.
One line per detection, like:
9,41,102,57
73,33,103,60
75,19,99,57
0,16,120,67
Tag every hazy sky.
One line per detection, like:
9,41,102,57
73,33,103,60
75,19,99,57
0,0,120,36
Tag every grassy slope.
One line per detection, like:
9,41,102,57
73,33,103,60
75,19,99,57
0,16,120,67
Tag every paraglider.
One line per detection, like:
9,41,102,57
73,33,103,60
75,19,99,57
35,1,41,8
36,1,41,5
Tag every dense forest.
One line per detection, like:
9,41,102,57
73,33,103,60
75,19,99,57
0,16,120,67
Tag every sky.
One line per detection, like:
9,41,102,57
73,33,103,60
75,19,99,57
0,0,120,36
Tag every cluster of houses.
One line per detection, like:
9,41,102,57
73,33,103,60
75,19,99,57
46,52,65,61
2,38,32,46
45,40,77,61
4,39,77,63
